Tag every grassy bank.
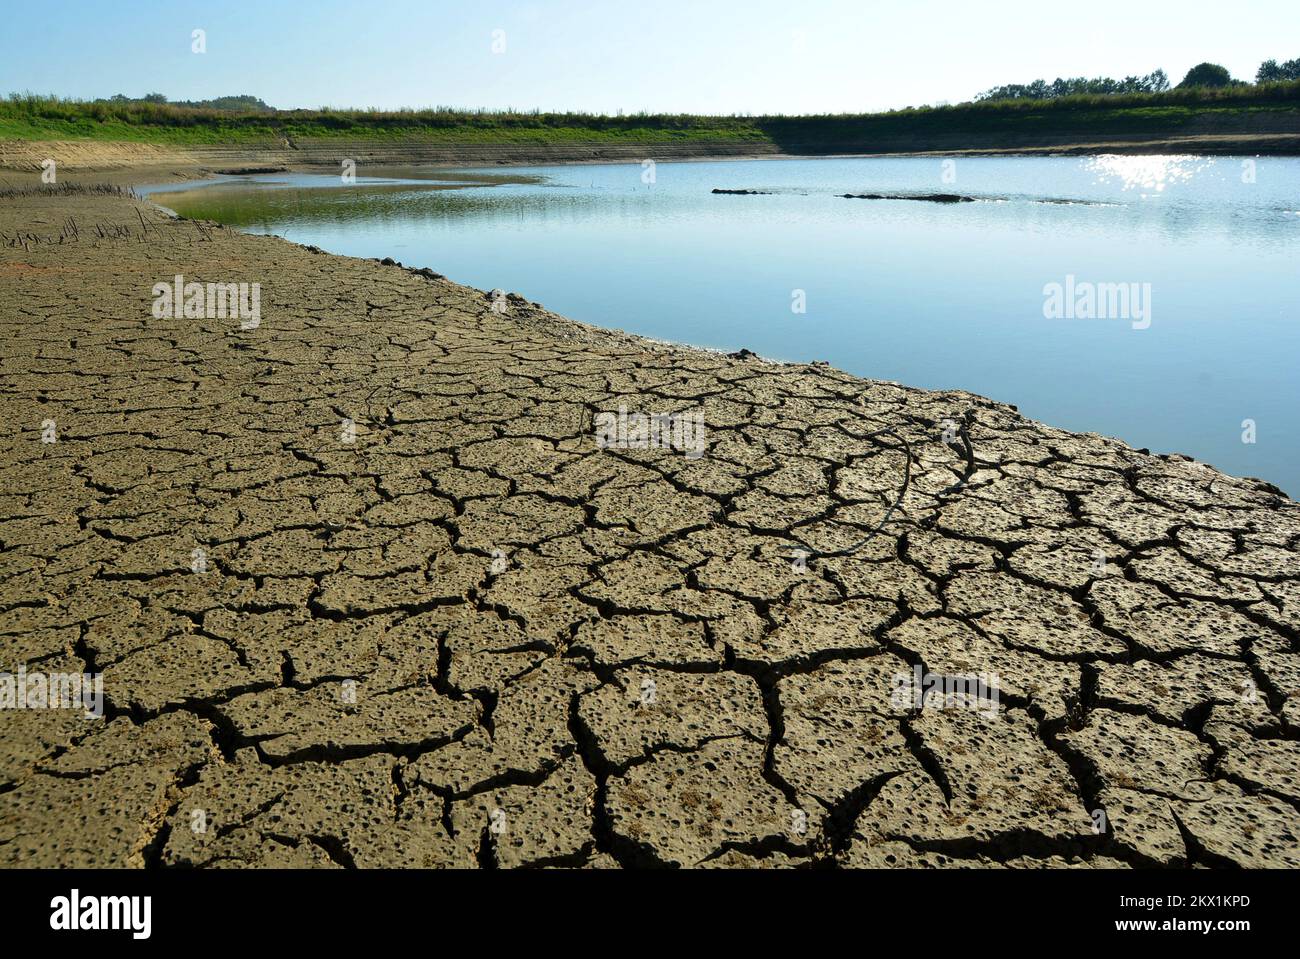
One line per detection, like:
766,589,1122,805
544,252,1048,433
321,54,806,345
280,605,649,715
3,83,1299,151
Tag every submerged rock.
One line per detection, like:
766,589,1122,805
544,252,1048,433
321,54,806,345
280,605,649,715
213,166,289,175
840,192,976,203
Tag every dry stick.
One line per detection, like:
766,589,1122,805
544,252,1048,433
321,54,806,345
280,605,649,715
786,426,915,564
565,392,973,565
786,404,977,565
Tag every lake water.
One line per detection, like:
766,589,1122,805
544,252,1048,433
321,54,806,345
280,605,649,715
140,156,1300,496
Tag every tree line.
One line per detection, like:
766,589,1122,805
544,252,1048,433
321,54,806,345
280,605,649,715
104,93,274,112
978,58,1299,101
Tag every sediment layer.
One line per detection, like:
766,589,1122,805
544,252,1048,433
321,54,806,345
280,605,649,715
3,128,1300,184
0,188,1296,868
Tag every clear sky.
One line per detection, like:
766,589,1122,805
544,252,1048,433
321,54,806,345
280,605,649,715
2,0,1295,114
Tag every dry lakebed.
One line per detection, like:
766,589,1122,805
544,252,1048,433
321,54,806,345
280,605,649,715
0,185,1297,869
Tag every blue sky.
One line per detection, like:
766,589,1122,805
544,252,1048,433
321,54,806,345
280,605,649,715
2,0,1295,113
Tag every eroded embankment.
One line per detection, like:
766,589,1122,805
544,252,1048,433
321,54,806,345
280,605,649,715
0,188,1296,869
3,124,1300,186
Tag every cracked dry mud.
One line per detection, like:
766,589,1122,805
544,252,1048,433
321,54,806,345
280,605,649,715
1,190,1298,870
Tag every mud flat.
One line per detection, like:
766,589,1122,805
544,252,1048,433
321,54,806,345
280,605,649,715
0,186,1297,869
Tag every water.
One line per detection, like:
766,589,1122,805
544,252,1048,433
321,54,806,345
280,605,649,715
139,156,1300,496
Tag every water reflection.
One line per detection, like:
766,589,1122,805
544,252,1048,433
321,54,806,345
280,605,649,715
1084,154,1212,192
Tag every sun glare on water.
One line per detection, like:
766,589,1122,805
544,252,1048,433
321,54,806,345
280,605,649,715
1084,154,1210,192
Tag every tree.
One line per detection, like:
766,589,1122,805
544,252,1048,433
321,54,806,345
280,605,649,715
976,69,1172,101
1257,58,1300,83
1178,63,1233,88
1145,69,1171,93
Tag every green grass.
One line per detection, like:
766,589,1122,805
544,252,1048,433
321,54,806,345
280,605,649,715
2,83,1298,148
0,116,775,145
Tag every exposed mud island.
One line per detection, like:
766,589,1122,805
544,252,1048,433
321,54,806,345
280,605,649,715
0,180,1297,869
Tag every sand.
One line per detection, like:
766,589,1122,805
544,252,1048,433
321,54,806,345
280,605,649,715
0,185,1296,869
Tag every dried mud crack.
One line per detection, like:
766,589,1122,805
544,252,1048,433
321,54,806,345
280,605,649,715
1,189,1297,869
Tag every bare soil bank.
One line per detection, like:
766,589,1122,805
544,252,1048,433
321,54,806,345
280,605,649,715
1,188,1297,868
3,124,1299,183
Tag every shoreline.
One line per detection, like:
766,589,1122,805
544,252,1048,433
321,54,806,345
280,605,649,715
1,187,1297,868
3,129,1300,186
144,215,1290,497
119,156,1297,498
